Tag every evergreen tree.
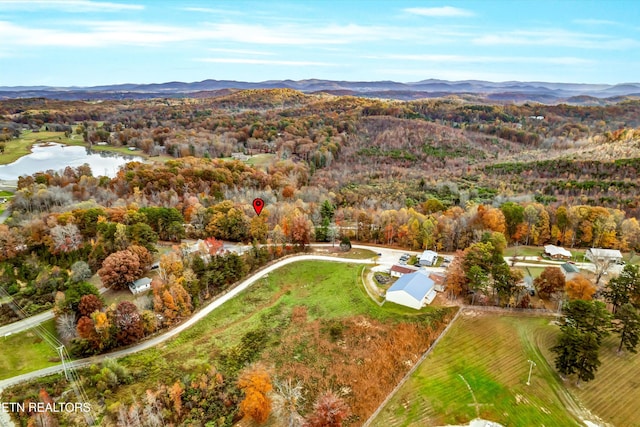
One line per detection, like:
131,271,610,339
615,303,640,353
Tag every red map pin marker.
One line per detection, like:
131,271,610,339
252,198,265,215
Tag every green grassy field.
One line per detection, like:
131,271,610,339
0,320,60,380
371,312,584,427
115,261,440,392
246,153,276,168
0,130,79,165
311,247,377,259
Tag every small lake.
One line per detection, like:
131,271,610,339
0,143,142,180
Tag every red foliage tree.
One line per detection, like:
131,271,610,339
114,301,144,345
304,391,350,427
98,249,142,290
534,267,565,300
291,215,312,250
76,315,101,349
78,294,103,317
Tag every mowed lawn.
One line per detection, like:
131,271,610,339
0,320,60,380
557,331,640,427
371,312,583,427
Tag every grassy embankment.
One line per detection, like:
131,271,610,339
113,259,453,423
0,320,60,380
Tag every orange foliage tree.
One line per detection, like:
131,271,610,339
238,364,273,424
566,275,597,300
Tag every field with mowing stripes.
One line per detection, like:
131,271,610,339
371,312,589,427
565,331,640,427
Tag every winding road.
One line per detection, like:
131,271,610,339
0,251,386,390
0,244,594,390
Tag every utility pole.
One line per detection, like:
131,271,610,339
526,359,536,386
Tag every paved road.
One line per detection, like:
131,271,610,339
0,244,407,337
0,254,375,390
0,310,55,337
0,288,108,338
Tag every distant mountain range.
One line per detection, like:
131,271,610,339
1,79,639,103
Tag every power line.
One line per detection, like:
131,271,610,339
0,288,96,425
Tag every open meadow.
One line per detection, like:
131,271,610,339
4,260,455,426
115,260,454,423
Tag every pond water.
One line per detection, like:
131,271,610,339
0,143,142,180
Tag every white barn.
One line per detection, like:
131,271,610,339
385,270,436,310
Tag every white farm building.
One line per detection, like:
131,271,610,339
129,277,152,295
385,270,436,310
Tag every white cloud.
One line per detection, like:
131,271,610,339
195,58,334,66
367,54,593,65
0,0,143,12
0,19,401,48
207,48,273,56
473,29,639,49
181,7,242,15
573,19,620,26
404,6,474,17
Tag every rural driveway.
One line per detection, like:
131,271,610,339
0,254,375,390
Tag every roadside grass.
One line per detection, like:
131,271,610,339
311,247,377,259
520,266,545,278
0,319,60,380
371,313,581,427
0,191,13,197
116,261,442,388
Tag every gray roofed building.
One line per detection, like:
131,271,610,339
560,263,580,280
129,277,152,294
418,250,438,266
586,248,623,264
385,270,436,309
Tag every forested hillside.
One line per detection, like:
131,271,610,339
3,90,640,426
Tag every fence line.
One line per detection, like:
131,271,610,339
362,307,463,427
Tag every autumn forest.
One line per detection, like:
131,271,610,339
2,90,640,426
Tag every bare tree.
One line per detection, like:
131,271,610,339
272,378,305,427
56,313,77,344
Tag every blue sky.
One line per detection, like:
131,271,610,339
0,0,639,86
